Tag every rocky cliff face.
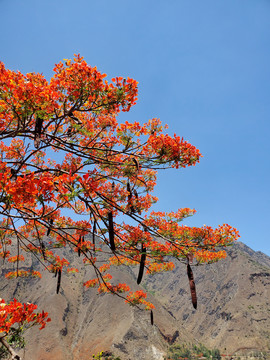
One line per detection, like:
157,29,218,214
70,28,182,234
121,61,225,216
0,241,269,359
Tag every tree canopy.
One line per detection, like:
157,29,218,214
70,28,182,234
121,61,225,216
0,55,239,357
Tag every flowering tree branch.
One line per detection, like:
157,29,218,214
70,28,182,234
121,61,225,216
0,55,239,322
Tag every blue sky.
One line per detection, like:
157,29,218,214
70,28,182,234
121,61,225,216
1,0,269,255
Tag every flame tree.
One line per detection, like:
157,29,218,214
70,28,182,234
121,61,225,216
0,55,239,356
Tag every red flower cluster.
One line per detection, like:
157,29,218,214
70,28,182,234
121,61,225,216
0,298,50,333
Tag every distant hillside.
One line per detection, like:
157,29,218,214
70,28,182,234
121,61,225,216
144,241,270,355
0,242,191,360
0,241,269,359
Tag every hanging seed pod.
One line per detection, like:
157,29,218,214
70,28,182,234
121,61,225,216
40,241,46,260
92,220,96,251
187,264,197,309
47,218,53,236
78,236,82,257
108,212,115,251
127,182,135,213
127,181,131,194
137,243,146,285
150,310,154,326
54,268,58,278
10,168,17,180
34,117,43,149
56,269,62,294
187,252,194,264
133,157,139,171
134,189,138,199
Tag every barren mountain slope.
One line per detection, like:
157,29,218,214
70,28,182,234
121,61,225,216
1,241,269,359
144,242,270,355
0,245,191,360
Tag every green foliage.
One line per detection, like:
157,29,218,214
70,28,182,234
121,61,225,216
0,343,9,359
211,348,222,360
92,351,121,360
92,344,223,360
166,343,221,360
0,327,26,359
92,352,103,360
7,328,25,349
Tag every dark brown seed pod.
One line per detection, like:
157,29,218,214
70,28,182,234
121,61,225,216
41,242,46,260
127,181,134,213
34,117,43,149
10,168,17,180
35,116,43,133
150,310,154,326
108,212,115,251
128,191,134,213
137,243,146,285
47,218,53,236
78,236,82,257
187,252,194,264
133,157,139,171
56,269,62,294
127,181,131,194
134,189,138,199
187,264,197,309
54,268,58,278
92,220,96,251
93,220,97,233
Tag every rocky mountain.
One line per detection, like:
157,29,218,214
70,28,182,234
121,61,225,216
144,242,270,356
0,241,269,359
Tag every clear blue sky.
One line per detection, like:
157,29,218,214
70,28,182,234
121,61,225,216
1,0,269,255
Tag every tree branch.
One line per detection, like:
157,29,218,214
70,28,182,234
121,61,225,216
0,336,21,360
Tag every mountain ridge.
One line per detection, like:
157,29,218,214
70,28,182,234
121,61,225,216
0,241,269,359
